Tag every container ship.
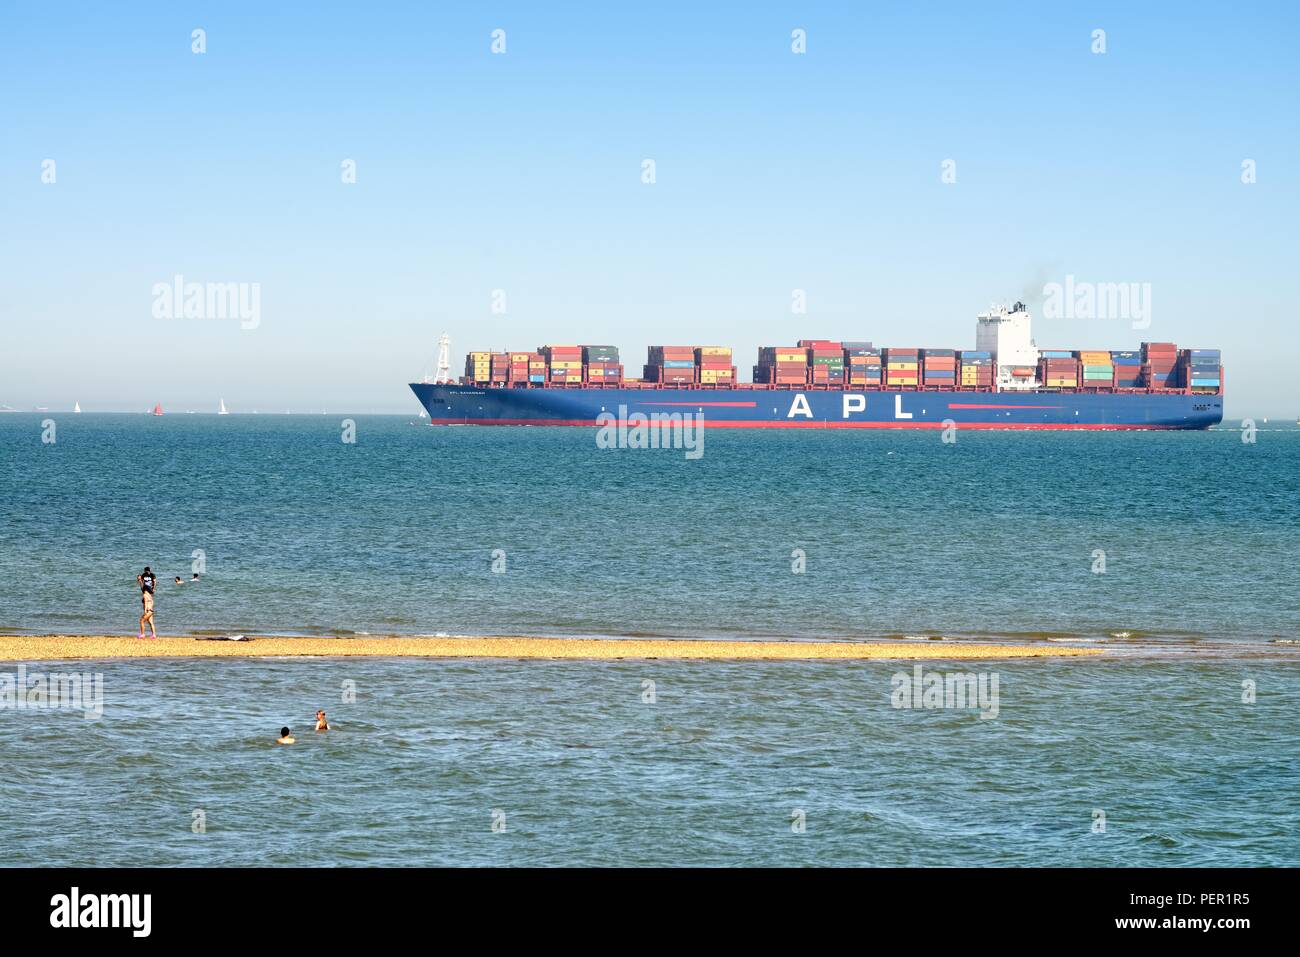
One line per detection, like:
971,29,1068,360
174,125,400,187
410,303,1223,429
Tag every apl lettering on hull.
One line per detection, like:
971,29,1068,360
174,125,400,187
786,393,914,420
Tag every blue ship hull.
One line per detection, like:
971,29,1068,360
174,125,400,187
411,383,1223,430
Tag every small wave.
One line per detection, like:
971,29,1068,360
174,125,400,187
1138,832,1180,848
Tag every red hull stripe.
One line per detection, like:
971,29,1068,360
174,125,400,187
427,418,1183,430
946,402,1065,409
637,401,759,408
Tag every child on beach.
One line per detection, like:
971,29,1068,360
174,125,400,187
276,727,295,745
136,567,157,639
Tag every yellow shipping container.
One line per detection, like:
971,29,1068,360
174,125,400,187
888,361,918,371
774,351,804,362
698,346,731,357
549,360,582,370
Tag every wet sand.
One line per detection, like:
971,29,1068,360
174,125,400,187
0,634,1102,662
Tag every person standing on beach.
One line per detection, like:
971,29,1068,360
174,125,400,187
136,566,157,639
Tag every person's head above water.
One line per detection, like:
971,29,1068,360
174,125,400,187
143,566,151,574
281,727,290,736
174,577,182,584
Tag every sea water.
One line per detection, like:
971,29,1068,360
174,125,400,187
1,415,1297,865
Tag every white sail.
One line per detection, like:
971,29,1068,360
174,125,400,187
218,398,228,415
73,402,81,413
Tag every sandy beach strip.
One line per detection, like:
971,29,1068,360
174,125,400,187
0,634,1102,662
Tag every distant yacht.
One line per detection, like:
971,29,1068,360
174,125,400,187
418,407,427,418
218,398,228,415
73,401,81,413
152,403,164,416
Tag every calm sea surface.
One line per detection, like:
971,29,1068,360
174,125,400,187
2,415,1297,865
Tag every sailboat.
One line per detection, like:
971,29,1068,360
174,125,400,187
152,403,164,416
218,398,228,415
73,402,81,413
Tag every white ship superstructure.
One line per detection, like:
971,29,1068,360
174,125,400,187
975,301,1041,391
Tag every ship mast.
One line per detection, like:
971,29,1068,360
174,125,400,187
433,332,452,384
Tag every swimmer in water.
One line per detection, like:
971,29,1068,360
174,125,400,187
276,727,295,745
136,566,157,639
315,710,330,731
173,576,185,585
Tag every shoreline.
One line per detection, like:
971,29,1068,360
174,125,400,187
0,634,1103,662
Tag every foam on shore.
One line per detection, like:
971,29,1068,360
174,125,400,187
0,634,1103,662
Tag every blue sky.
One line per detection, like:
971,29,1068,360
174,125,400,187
2,1,1297,415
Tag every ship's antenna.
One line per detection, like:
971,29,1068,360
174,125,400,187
434,332,452,384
